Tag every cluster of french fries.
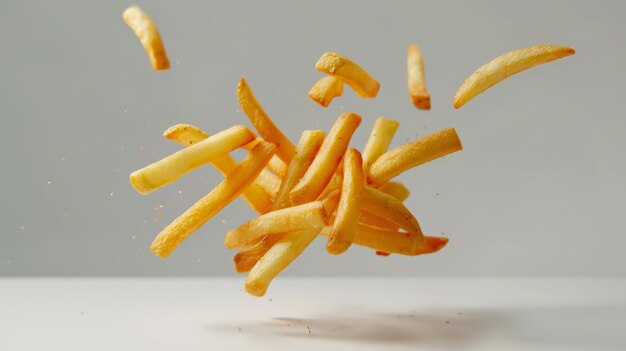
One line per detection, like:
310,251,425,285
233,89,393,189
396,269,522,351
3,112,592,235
124,6,575,296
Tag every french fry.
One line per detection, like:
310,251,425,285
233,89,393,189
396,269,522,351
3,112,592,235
315,52,380,98
273,130,326,210
361,186,424,240
245,228,321,297
321,223,448,256
290,112,362,205
362,117,399,175
308,76,344,107
453,45,575,109
407,44,431,110
130,125,256,195
359,211,399,231
238,78,296,163
233,189,340,273
255,170,281,199
243,138,288,177
326,149,364,255
378,181,410,202
122,6,170,71
368,128,462,187
150,141,276,258
163,124,273,214
224,201,328,249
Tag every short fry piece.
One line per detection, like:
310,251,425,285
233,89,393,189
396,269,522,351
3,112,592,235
224,201,328,249
122,6,170,71
238,78,296,163
378,181,410,202
321,224,448,256
290,112,362,205
326,149,364,255
150,141,276,258
130,125,256,195
362,117,399,175
315,52,380,98
308,76,344,107
273,130,326,210
368,128,462,187
163,124,273,214
407,44,431,110
361,186,424,240
245,228,321,297
453,45,575,108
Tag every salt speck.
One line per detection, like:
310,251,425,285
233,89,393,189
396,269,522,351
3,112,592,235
59,156,66,161
139,145,144,151
132,235,137,240
63,213,69,219
178,190,183,195
47,181,53,185
176,60,181,65
110,192,114,197
6,260,12,265
19,225,26,230
120,146,125,151
197,259,202,263
123,110,128,114
221,219,227,224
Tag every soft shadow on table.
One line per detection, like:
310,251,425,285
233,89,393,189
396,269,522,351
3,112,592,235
206,304,626,349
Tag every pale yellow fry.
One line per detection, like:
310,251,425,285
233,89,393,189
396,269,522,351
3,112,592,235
368,128,462,187
130,125,255,195
163,124,272,214
122,6,170,71
308,76,344,107
407,44,431,110
224,201,328,249
361,186,424,241
238,78,296,163
453,45,575,109
327,149,364,255
315,52,380,98
233,189,340,273
245,228,321,297
378,181,410,202
273,130,326,210
321,224,449,256
150,141,276,258
362,117,399,176
242,138,288,177
290,112,362,205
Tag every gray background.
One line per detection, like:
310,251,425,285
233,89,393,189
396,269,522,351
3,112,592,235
1,0,624,276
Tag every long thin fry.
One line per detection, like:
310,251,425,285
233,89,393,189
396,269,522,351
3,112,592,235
237,78,296,163
290,112,361,205
361,186,424,240
122,6,170,71
378,181,410,202
245,228,321,297
130,125,256,195
315,52,380,98
308,76,344,107
163,124,273,214
150,141,276,258
453,45,575,108
407,44,430,110
368,128,462,187
362,117,399,175
327,149,364,255
224,201,328,249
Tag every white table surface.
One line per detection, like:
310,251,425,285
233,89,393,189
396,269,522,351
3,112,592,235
1,278,625,350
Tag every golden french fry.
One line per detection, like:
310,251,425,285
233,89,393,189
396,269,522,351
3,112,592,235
224,201,328,249
378,181,410,202
362,117,400,175
359,211,399,231
321,224,448,256
163,124,273,214
130,125,255,195
237,78,296,163
245,228,321,297
453,45,575,109
407,44,430,110
368,128,462,187
290,112,361,205
122,6,170,71
150,141,276,258
233,189,340,273
315,52,380,98
273,130,326,210
242,138,288,177
308,76,344,107
326,149,364,255
255,170,281,199
361,186,424,240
